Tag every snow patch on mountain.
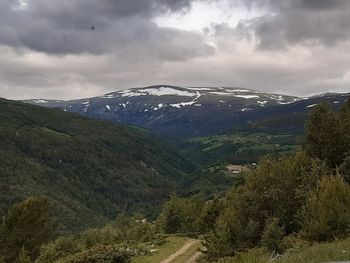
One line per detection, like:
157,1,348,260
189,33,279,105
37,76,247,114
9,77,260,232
234,95,260,99
186,87,216,91
31,99,48,103
209,92,259,99
169,91,202,108
101,94,116,99
240,108,253,112
306,104,317,108
210,92,234,96
223,88,251,93
121,86,196,97
257,100,268,106
269,95,285,101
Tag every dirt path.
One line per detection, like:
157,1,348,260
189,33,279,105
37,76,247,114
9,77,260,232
187,251,202,263
160,239,200,263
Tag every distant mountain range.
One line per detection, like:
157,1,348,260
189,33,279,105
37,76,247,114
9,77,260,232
24,85,350,139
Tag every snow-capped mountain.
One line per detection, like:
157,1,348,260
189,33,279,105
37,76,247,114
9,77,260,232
24,85,350,139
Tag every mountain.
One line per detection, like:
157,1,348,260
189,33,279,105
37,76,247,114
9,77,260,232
180,92,350,166
24,85,350,166
0,98,194,233
24,85,301,139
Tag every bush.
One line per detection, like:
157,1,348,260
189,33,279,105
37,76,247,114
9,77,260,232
301,175,350,242
157,194,203,235
0,196,55,262
58,245,131,263
204,153,329,259
37,214,160,263
199,198,226,233
261,218,285,252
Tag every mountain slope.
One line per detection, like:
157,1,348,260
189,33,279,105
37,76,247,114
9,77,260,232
25,85,300,139
24,85,350,167
181,92,350,166
0,98,193,233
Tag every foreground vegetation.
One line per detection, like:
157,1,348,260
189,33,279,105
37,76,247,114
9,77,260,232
2,99,350,262
219,236,350,263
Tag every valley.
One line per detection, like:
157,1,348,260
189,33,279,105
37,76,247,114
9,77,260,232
2,87,350,263
24,85,350,166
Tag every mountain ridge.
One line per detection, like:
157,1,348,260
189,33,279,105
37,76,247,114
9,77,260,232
24,85,350,139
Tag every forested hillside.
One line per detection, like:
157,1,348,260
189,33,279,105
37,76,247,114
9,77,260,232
0,98,194,233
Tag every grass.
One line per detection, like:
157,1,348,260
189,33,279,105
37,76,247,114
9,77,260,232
276,238,350,263
132,236,190,263
220,237,350,263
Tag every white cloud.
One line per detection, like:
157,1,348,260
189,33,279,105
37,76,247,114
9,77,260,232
154,0,261,32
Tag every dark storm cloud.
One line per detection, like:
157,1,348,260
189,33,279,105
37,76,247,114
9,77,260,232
1,0,350,100
0,0,213,56
241,0,350,48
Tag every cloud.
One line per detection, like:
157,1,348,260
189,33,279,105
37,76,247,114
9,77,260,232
239,0,350,48
1,36,350,100
0,0,350,100
0,0,213,56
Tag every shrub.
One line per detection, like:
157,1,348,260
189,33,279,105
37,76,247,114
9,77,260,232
0,196,55,262
204,153,329,259
301,175,350,242
58,245,131,263
37,214,160,263
261,218,285,252
157,194,203,234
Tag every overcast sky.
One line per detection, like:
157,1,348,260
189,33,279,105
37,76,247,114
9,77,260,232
1,0,350,99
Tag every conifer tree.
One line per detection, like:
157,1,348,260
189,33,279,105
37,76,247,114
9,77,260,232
339,99,350,154
204,208,237,260
304,103,343,166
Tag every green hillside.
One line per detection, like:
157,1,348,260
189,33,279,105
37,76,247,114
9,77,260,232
0,99,194,233
181,132,301,167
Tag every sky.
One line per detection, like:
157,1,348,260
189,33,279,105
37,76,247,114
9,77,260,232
1,0,350,99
